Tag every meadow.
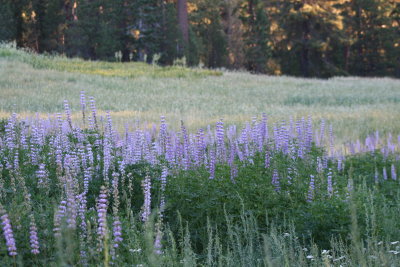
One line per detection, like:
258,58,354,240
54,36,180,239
0,46,399,266
1,44,400,143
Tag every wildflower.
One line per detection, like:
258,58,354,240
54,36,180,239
141,175,151,222
29,215,40,254
306,255,314,259
272,169,280,192
327,169,333,197
391,164,397,180
307,175,315,202
97,186,108,244
1,210,17,256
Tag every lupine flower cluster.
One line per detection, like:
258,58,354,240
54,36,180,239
1,208,17,256
0,94,399,261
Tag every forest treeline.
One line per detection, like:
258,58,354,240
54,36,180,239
0,0,399,78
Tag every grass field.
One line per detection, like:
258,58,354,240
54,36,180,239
1,45,399,143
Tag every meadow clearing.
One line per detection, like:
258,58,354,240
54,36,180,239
1,45,400,143
0,46,399,266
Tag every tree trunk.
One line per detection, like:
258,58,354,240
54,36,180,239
177,0,189,44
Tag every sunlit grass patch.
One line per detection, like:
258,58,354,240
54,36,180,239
0,45,222,79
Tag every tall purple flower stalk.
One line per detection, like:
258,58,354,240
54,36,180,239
53,200,67,237
307,175,315,203
391,164,397,180
272,169,280,192
89,97,98,130
327,169,333,197
141,174,151,222
80,91,86,126
64,100,73,130
209,149,216,180
97,186,108,250
383,167,388,180
1,208,17,256
29,214,40,255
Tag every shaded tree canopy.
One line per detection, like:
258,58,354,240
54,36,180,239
0,0,398,78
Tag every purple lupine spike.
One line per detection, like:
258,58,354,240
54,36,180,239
216,119,226,162
112,218,123,248
307,175,315,203
260,113,268,148
141,174,151,222
383,167,388,180
287,167,293,185
13,150,19,172
265,150,271,168
66,176,77,230
327,169,333,197
64,100,73,129
306,116,313,151
106,111,113,142
1,210,17,256
54,200,67,237
80,91,86,126
272,169,280,192
180,121,191,170
228,141,235,167
97,186,108,243
89,97,98,130
159,167,168,215
230,164,238,184
29,214,40,255
391,164,397,181
36,163,48,189
154,226,163,255
208,149,216,180
159,116,168,155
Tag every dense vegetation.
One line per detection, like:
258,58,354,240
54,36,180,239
1,0,399,77
0,94,399,266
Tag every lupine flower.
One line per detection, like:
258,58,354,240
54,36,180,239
391,164,397,180
36,163,48,189
307,175,315,202
89,97,98,129
54,200,67,237
112,217,123,248
327,169,333,197
208,149,216,180
1,209,17,256
383,167,388,180
97,186,108,250
265,150,271,168
272,169,280,192
29,214,40,254
64,100,73,129
80,91,86,125
141,175,151,222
